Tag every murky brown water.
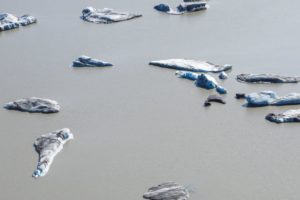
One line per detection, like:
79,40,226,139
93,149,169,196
0,0,300,199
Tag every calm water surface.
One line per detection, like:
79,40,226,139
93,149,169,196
0,0,300,200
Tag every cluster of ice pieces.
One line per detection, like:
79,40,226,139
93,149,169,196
0,13,36,31
154,0,207,15
175,71,227,94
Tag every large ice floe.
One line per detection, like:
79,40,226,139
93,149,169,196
73,55,113,67
4,97,60,113
149,59,232,72
81,7,142,24
266,109,300,123
175,71,227,94
237,74,300,84
245,91,300,107
143,182,189,200
0,13,36,31
32,128,74,178
154,0,207,15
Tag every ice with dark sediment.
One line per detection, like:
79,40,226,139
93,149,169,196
0,13,37,31
266,109,300,123
73,55,113,67
32,128,74,178
81,7,142,24
237,74,300,84
204,94,226,106
235,93,246,99
245,91,300,107
154,0,207,15
4,97,60,113
150,59,232,72
143,182,189,200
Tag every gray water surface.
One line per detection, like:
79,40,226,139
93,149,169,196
0,0,300,200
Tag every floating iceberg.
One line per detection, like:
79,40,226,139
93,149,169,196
81,7,142,24
4,97,60,113
204,94,226,106
245,91,300,107
150,59,232,72
154,1,207,15
143,182,189,200
32,128,73,178
0,13,36,32
266,109,300,123
73,55,113,67
237,74,300,84
219,72,228,80
195,74,227,94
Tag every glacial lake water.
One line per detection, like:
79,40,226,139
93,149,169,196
0,0,300,199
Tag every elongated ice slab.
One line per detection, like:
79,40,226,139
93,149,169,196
245,91,300,107
237,74,300,84
0,13,36,32
32,128,74,178
81,7,142,24
143,182,189,200
266,109,300,123
154,1,207,15
150,59,232,72
73,55,113,67
4,97,60,113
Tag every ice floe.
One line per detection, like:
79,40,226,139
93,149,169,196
81,7,142,24
266,109,300,123
237,74,300,84
4,97,60,113
32,128,74,178
73,55,113,67
143,182,189,200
